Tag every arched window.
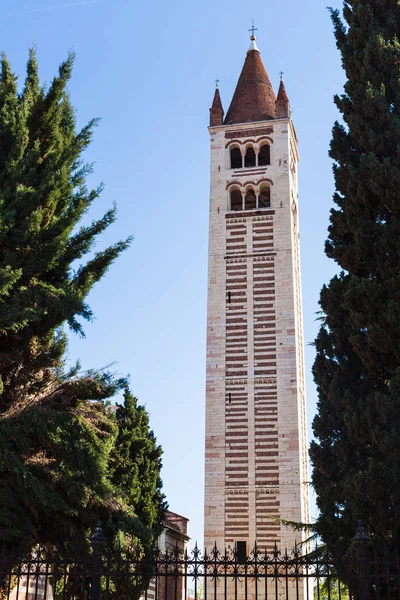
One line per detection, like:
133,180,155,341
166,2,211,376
230,147,242,169
245,147,256,168
259,185,271,208
230,189,243,211
245,189,256,210
258,144,271,166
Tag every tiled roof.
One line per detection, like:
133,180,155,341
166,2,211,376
224,45,276,125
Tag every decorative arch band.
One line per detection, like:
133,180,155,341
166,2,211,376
256,136,274,145
257,178,274,187
226,180,243,191
225,139,243,149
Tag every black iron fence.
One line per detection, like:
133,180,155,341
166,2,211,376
0,523,399,600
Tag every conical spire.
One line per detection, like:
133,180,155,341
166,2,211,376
276,76,290,118
210,84,224,126
224,35,276,125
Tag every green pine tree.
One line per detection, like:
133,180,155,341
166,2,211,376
0,49,166,556
102,389,167,600
311,0,400,560
108,388,167,542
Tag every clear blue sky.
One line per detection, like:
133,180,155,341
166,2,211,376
1,0,346,548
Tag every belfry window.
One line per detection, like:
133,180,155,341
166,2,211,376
245,189,256,210
259,185,271,208
230,147,242,169
245,147,256,168
230,189,242,211
259,144,271,166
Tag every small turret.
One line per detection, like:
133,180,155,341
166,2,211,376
210,85,224,126
276,76,290,119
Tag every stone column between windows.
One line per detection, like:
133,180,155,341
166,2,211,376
246,218,256,544
241,148,245,170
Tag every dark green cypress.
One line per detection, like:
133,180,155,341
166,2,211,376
0,50,165,556
311,0,400,559
109,389,167,541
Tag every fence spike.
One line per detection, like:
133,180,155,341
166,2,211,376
353,521,369,600
353,520,369,542
90,521,107,555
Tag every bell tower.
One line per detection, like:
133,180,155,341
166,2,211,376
204,32,309,552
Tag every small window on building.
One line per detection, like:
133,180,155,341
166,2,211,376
259,144,271,166
259,185,271,208
230,148,242,169
230,189,242,211
236,541,247,564
245,147,256,168
245,189,256,210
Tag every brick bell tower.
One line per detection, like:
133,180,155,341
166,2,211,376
204,31,310,553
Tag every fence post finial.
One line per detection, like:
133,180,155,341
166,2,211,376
353,521,369,600
90,521,107,600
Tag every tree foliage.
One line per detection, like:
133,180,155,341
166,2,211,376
314,580,349,600
0,49,166,554
310,0,400,559
108,389,168,542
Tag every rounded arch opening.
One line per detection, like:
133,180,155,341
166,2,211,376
230,189,243,211
230,147,242,169
245,146,256,168
245,188,256,210
258,144,271,166
259,185,271,208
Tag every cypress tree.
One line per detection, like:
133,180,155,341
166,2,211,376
108,389,167,542
311,0,400,558
0,50,165,554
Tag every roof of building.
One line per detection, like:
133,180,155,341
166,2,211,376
277,78,289,104
224,36,276,125
276,77,290,118
209,86,225,126
163,510,190,539
211,86,224,113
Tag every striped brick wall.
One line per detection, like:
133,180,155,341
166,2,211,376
205,117,309,556
223,214,281,551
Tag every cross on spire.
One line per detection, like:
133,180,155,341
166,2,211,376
215,79,220,87
249,18,257,39
280,71,284,81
